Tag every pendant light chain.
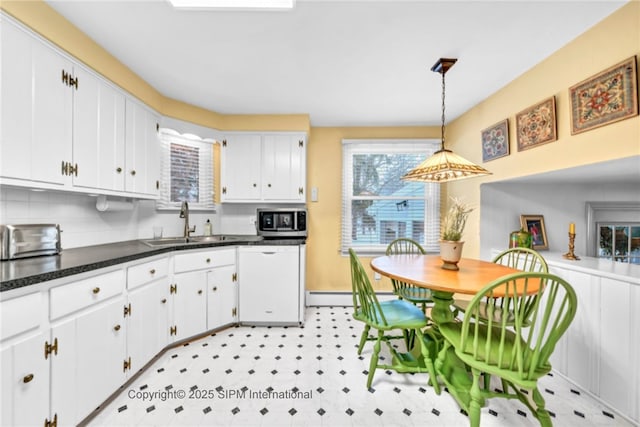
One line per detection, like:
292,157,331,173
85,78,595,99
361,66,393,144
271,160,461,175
440,70,446,151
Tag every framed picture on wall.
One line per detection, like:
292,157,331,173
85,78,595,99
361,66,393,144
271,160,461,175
520,214,548,250
515,97,557,151
481,118,510,162
569,55,638,135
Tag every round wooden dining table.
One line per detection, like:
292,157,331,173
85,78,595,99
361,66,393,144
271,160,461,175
370,254,523,325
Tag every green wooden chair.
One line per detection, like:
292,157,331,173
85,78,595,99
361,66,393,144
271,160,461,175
385,238,433,312
436,272,577,427
349,249,440,392
454,248,548,326
385,238,433,349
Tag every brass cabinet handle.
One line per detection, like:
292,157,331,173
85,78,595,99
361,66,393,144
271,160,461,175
114,324,121,331
116,167,122,173
92,287,100,294
61,161,66,176
198,289,203,295
23,373,34,383
150,269,156,275
130,170,136,176
161,298,167,304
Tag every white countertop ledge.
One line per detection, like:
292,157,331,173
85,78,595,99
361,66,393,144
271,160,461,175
491,250,640,285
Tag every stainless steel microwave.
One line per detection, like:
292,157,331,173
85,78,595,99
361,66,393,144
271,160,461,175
256,208,307,238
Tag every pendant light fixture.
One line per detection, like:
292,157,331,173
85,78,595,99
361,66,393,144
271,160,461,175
403,58,491,183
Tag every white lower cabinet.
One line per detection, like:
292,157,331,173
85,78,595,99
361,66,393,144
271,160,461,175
549,264,639,425
207,265,238,330
126,278,170,374
172,270,208,341
51,296,127,425
0,331,50,426
238,245,303,325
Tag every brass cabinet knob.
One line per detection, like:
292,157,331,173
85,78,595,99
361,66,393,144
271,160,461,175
150,269,156,275
161,298,167,304
253,183,257,187
206,258,211,263
131,170,136,176
114,324,121,331
267,183,272,187
212,286,217,291
116,167,122,173
92,287,100,294
23,374,34,383
198,289,203,295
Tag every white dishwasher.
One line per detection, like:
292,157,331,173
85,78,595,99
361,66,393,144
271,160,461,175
238,245,305,325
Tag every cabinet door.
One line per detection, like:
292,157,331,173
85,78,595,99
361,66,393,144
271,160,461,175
51,295,131,425
125,99,159,195
207,265,237,330
0,18,33,181
172,271,207,341
73,65,126,192
127,279,170,374
262,134,306,201
238,246,300,324
0,332,50,427
220,134,262,201
0,18,72,185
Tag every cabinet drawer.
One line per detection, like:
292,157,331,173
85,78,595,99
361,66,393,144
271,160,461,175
174,248,235,273
0,292,42,341
127,257,168,290
50,270,124,320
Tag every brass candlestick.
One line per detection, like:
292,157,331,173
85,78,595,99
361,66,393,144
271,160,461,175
563,232,580,260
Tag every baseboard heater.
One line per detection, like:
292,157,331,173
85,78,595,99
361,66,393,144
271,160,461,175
305,291,395,307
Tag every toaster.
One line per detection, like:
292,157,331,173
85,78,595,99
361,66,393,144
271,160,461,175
0,224,61,260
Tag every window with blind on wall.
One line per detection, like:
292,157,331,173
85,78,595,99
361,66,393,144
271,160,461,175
157,128,215,210
341,139,440,255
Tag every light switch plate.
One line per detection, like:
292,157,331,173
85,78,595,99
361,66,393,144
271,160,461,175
311,187,318,202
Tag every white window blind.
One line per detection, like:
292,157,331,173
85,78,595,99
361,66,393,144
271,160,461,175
341,139,440,255
157,128,215,210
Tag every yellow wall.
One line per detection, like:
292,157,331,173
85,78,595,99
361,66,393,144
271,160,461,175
306,127,440,291
445,1,640,259
2,1,638,292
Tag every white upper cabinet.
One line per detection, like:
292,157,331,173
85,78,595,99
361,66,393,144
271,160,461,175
1,17,72,186
72,65,126,192
0,14,159,199
125,98,161,196
221,132,306,203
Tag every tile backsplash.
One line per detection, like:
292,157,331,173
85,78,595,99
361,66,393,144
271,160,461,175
0,187,262,249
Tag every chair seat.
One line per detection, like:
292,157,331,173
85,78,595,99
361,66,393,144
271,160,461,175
452,299,516,324
354,299,427,330
439,321,550,379
397,287,433,303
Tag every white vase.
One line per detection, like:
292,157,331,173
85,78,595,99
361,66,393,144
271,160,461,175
440,240,465,271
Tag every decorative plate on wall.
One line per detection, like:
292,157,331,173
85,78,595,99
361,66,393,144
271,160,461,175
515,96,557,151
481,118,510,162
569,56,638,135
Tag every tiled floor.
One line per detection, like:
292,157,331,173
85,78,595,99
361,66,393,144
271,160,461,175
89,306,631,426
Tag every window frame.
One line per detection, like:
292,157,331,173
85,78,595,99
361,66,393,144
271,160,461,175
341,139,440,255
157,128,216,211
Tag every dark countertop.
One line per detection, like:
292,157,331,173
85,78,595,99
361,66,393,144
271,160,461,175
1,236,306,293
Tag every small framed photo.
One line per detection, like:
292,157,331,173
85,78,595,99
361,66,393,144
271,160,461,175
481,118,509,162
520,215,548,250
515,96,557,151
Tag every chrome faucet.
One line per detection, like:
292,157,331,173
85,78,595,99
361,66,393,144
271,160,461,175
179,201,196,239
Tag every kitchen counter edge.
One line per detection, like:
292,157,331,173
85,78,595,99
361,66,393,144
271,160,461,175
0,237,306,293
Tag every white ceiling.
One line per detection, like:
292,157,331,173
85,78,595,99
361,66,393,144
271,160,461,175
44,0,628,127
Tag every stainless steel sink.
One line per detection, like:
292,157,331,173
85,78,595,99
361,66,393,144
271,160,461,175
140,235,251,247
141,237,189,247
